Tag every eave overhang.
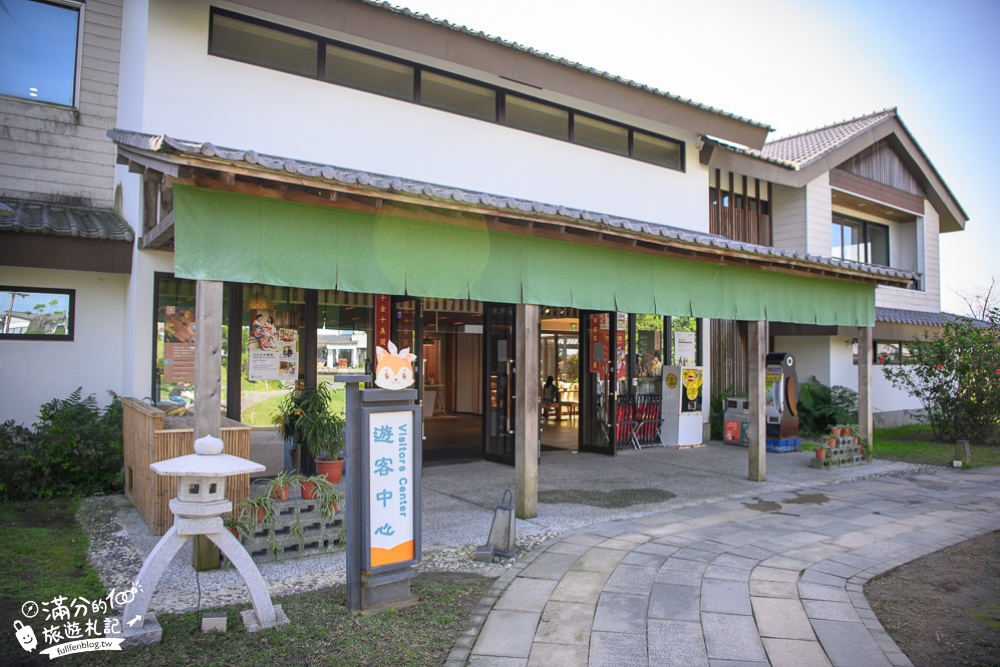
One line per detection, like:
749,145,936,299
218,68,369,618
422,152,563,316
109,128,915,290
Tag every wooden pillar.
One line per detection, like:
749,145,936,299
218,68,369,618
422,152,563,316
193,279,224,570
515,304,539,519
858,326,874,449
747,320,766,482
194,280,223,441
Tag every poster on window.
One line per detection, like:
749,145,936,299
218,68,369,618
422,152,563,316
247,309,299,381
163,306,195,383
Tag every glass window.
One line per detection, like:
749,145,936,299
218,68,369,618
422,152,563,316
420,71,496,121
154,276,197,407
210,11,318,77
317,290,373,377
633,131,682,170
240,285,306,425
574,115,628,156
325,44,413,100
875,342,900,365
833,215,890,267
0,286,74,340
0,0,80,106
868,223,889,267
504,95,569,140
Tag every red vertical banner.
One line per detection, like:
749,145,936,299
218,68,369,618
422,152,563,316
375,294,391,349
616,313,628,381
590,313,610,380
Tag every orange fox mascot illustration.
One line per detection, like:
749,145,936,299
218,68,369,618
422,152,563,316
374,340,417,390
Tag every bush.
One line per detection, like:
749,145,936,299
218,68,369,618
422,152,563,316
797,377,858,436
883,310,1000,443
0,388,123,500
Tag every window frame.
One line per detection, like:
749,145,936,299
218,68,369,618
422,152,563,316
0,285,76,341
207,7,686,172
0,0,84,108
832,213,890,267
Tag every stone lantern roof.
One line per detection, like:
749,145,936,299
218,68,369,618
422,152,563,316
150,435,264,477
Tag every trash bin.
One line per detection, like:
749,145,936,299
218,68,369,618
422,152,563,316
723,397,750,446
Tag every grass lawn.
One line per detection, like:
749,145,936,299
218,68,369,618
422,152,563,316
873,425,1000,468
0,499,106,665
0,499,491,667
241,387,348,427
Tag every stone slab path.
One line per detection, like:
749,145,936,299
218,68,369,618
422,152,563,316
453,467,1000,667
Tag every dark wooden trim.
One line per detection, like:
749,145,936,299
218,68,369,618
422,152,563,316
141,210,174,249
0,233,132,273
830,169,924,214
226,282,243,422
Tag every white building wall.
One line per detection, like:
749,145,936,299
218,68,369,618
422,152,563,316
773,335,832,387
829,337,857,389
876,201,941,313
777,334,923,426
804,173,832,257
128,0,708,233
769,184,807,254
0,267,128,425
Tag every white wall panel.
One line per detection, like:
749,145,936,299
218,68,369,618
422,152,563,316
0,267,128,425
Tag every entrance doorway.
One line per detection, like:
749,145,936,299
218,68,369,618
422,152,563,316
540,311,579,452
393,298,486,464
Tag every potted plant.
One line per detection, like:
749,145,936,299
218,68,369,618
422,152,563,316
295,382,347,483
826,435,837,449
301,474,345,521
244,493,275,527
223,507,255,542
267,470,303,502
815,446,827,460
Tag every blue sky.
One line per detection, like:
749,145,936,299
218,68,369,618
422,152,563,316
398,0,1000,314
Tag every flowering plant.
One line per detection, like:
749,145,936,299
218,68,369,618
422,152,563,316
883,308,1000,443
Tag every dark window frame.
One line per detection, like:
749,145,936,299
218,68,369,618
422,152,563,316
208,6,685,172
832,213,890,267
0,285,76,341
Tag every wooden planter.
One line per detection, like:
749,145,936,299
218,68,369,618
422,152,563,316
122,398,252,535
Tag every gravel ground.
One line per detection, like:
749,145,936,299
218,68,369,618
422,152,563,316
81,443,936,615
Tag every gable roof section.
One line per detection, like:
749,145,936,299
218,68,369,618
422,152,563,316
701,108,967,232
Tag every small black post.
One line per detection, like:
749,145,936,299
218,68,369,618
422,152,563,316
339,374,368,612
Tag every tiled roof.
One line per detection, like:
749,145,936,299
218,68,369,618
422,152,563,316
107,128,916,285
704,109,899,172
760,108,897,169
0,199,134,242
876,307,989,329
361,1,773,132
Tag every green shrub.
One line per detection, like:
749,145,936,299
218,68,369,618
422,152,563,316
883,310,1000,443
797,377,858,436
0,388,123,500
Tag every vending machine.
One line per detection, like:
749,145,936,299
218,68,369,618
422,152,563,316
765,352,799,446
660,365,705,447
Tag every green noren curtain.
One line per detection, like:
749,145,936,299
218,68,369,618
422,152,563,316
174,185,875,326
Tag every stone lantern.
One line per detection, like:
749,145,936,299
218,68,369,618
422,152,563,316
108,435,289,647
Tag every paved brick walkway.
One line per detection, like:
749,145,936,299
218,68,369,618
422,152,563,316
453,467,1000,667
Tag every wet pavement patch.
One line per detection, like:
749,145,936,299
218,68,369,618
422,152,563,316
786,492,830,505
538,488,676,508
742,500,782,512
